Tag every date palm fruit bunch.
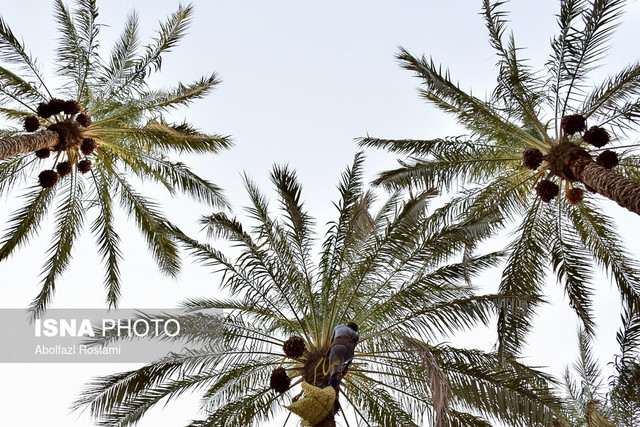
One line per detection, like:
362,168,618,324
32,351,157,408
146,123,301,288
283,336,306,359
23,98,97,188
522,114,618,205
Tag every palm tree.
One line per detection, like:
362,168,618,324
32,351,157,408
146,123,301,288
74,154,565,427
607,307,640,424
558,309,640,426
0,0,230,317
358,0,640,356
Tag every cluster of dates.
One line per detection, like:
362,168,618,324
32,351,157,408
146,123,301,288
522,114,618,205
23,98,97,188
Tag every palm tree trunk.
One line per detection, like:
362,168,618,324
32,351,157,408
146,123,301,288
571,157,640,215
315,410,336,427
0,130,60,160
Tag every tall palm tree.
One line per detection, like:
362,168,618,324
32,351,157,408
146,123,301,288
0,0,230,317
75,154,565,427
359,0,640,356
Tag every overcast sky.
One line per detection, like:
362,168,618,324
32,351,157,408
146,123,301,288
1,1,640,426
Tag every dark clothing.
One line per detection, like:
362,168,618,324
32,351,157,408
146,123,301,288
328,325,359,377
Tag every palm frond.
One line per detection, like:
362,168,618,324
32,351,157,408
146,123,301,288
497,197,552,357
582,62,640,120
597,98,640,132
97,11,139,98
0,65,45,108
111,3,194,96
399,335,450,427
270,164,318,332
483,0,547,138
396,47,544,149
568,201,640,313
547,0,588,131
95,120,232,155
431,345,562,426
609,308,640,423
0,15,51,98
111,171,180,277
559,0,626,116
29,174,85,319
0,185,56,262
131,155,229,209
550,201,596,334
53,0,86,95
74,357,184,422
372,149,522,191
74,0,100,98
88,166,122,308
346,375,420,427
0,154,35,195
357,135,472,157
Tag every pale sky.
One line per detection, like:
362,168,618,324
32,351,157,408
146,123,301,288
1,1,640,426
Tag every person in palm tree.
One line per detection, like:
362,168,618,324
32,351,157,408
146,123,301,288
327,322,359,390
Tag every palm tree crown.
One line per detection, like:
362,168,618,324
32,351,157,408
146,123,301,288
0,0,230,317
75,154,565,427
359,0,640,356
559,308,640,426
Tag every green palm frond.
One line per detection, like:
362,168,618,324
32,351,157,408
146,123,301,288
483,0,546,137
582,62,640,122
0,185,57,262
88,166,122,308
599,98,640,131
95,120,231,155
432,345,561,426
609,308,640,422
357,135,471,157
550,201,596,334
0,154,36,195
396,47,545,149
112,172,180,277
371,148,522,192
557,0,625,117
0,65,45,108
97,11,139,97
567,201,640,312
547,0,586,130
109,3,194,96
0,15,51,98
30,174,86,319
497,197,551,356
54,0,89,95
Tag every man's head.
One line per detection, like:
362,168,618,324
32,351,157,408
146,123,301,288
346,322,358,332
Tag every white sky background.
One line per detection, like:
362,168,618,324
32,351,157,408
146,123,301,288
0,0,639,426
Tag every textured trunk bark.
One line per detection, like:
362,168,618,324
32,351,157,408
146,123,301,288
571,157,640,215
0,130,60,160
315,411,336,427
